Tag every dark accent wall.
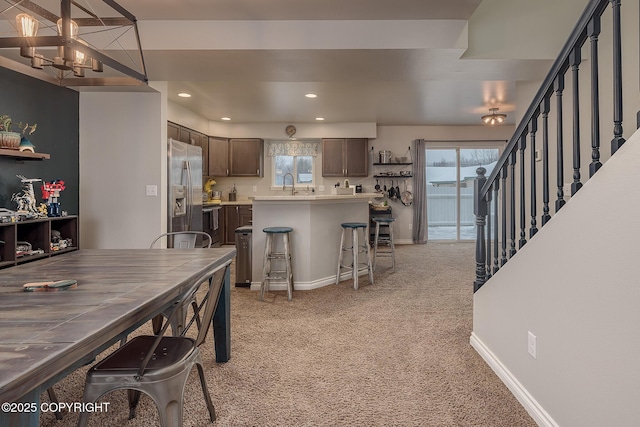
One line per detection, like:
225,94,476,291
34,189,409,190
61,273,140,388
0,66,79,215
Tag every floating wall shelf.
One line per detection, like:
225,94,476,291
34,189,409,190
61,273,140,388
0,148,50,160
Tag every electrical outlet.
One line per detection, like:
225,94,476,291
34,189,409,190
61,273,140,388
145,185,157,197
528,331,537,359
319,185,325,192
408,223,412,230
253,186,257,192
535,149,542,162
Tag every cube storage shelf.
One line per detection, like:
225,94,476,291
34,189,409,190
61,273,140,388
0,216,78,269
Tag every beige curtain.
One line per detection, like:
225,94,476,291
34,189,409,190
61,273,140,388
412,139,427,244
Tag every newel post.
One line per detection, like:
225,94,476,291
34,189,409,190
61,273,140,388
474,167,487,292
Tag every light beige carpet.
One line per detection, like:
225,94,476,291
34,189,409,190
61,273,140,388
39,242,536,427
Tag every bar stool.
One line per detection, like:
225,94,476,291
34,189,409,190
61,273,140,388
336,222,374,290
372,217,396,272
261,227,294,301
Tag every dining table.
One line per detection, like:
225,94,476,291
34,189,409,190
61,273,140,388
0,247,236,426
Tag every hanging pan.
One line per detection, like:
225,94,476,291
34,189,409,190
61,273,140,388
401,180,413,206
388,180,396,199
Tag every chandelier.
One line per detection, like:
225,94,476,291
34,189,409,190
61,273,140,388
0,0,147,86
481,108,507,126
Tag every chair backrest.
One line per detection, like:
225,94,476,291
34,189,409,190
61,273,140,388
149,231,212,249
191,261,230,347
137,260,231,378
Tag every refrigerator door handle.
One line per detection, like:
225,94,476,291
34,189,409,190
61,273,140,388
185,160,193,229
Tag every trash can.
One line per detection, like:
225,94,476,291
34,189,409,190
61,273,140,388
234,226,252,287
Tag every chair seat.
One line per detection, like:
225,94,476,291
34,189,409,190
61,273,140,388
341,222,367,229
372,218,395,224
93,336,195,372
263,226,293,234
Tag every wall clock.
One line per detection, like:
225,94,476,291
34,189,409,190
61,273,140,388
285,125,296,138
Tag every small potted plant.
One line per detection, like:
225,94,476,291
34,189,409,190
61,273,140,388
0,115,37,150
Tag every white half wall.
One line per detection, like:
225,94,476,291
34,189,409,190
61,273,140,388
472,128,640,426
79,91,164,249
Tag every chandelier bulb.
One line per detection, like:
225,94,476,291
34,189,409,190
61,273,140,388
16,13,39,37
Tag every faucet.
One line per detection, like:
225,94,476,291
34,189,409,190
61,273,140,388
283,172,295,195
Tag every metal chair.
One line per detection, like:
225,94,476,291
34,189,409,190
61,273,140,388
149,231,212,250
78,260,231,427
149,231,212,335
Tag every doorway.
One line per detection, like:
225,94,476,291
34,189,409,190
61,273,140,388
426,145,501,241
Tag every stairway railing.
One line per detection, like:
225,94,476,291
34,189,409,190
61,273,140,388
473,0,627,291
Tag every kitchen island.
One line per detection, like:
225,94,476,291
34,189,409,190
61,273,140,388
250,193,381,292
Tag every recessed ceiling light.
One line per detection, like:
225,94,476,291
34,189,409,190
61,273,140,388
305,93,317,98
315,117,325,121
221,117,231,121
177,92,191,98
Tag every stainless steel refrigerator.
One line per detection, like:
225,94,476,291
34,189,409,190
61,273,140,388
168,138,203,244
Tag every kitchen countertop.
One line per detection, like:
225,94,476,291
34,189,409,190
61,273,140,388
204,193,384,205
203,200,252,207
251,193,381,202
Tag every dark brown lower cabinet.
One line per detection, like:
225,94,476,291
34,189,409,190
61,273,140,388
203,208,222,247
222,205,252,245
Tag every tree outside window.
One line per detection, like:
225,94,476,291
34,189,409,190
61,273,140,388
274,155,314,186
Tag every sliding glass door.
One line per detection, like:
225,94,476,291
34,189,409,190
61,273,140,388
426,146,500,241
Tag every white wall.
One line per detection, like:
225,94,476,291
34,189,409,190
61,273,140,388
79,91,164,249
472,127,640,427
465,0,587,60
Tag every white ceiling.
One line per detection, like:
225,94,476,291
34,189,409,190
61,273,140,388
0,0,561,126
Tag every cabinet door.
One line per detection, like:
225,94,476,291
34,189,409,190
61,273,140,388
192,132,209,176
345,138,368,176
229,139,264,177
178,127,191,144
209,137,229,177
224,206,239,245
167,122,180,141
322,139,346,176
238,205,253,227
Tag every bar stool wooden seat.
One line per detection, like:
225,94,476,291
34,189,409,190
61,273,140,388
336,222,374,290
372,217,396,272
261,226,294,301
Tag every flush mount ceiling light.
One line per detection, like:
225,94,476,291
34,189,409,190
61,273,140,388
177,92,191,98
481,108,507,126
0,0,147,87
305,93,317,98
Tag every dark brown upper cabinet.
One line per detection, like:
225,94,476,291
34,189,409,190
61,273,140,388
208,137,264,178
322,138,368,177
208,136,230,177
229,138,264,177
168,122,209,176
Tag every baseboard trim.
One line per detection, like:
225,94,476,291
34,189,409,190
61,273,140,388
469,332,558,427
248,269,370,292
